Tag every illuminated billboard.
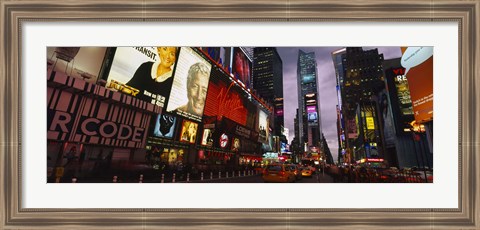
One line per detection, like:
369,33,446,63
203,67,250,126
47,47,106,84
152,113,176,139
389,68,414,116
166,47,212,122
232,47,252,88
219,133,230,149
106,47,178,106
347,119,358,139
232,137,240,152
401,47,433,123
201,128,214,146
302,74,315,84
378,89,396,147
258,109,269,143
306,105,318,122
179,120,198,144
166,148,185,165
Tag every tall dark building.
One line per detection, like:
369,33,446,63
332,48,347,162
297,50,323,154
382,58,432,169
340,47,385,162
252,47,284,137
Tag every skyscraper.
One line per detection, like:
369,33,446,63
297,50,323,154
332,48,347,162
252,47,284,137
340,47,385,162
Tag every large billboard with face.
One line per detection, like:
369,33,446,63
203,67,251,126
106,47,178,107
232,47,252,89
166,47,212,122
401,47,433,123
152,113,177,139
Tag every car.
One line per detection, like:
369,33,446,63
262,164,296,183
286,164,302,180
301,167,314,177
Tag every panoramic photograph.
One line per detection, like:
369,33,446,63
46,46,433,183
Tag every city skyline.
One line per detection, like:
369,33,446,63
277,47,403,162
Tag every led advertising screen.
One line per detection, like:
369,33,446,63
203,67,249,126
106,47,178,106
306,105,318,122
179,120,198,144
401,47,433,123
166,47,212,122
201,128,214,146
302,74,315,84
232,47,252,88
47,47,106,84
388,67,414,116
258,109,269,143
152,113,176,139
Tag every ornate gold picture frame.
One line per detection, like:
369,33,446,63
1,1,479,229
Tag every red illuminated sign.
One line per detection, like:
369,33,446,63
367,158,384,162
204,68,248,126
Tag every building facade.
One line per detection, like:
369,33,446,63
252,47,284,138
46,47,274,182
297,50,323,157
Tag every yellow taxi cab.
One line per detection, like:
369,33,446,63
286,164,302,180
262,164,296,183
301,167,314,177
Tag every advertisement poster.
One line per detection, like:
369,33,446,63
167,148,185,165
232,47,252,88
258,109,269,143
401,47,433,123
180,120,198,144
106,47,178,106
219,133,229,149
378,90,396,147
347,119,358,139
166,47,212,122
203,67,249,125
201,128,214,146
232,137,240,152
47,47,106,84
152,113,177,139
307,105,318,122
391,67,414,116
